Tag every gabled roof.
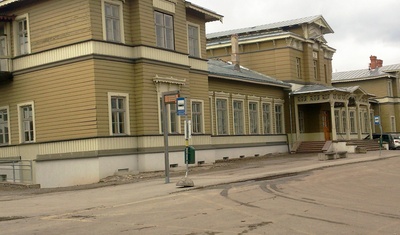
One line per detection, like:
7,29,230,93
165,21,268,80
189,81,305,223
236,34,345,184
207,15,333,39
208,59,291,89
185,1,223,23
332,63,400,83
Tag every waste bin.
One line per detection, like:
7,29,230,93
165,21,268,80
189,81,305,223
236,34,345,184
184,146,195,164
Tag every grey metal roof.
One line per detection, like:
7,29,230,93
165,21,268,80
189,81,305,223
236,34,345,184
207,15,333,39
332,63,400,83
208,59,291,88
207,31,291,47
291,84,349,95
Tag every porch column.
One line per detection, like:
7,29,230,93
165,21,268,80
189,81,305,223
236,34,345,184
294,100,301,141
345,101,350,140
356,102,362,139
330,101,337,140
367,103,373,137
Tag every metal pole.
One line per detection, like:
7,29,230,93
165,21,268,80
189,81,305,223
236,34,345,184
162,95,170,184
185,115,189,177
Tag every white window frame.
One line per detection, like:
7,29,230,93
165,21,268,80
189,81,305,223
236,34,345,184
248,100,260,134
209,94,214,135
232,99,245,135
191,99,204,134
108,92,130,135
296,57,301,79
342,110,347,133
388,80,393,97
349,110,355,133
101,0,125,43
13,13,31,56
17,101,35,143
158,97,181,134
274,101,285,134
215,97,229,135
262,102,272,134
187,22,201,58
0,106,10,145
154,11,174,50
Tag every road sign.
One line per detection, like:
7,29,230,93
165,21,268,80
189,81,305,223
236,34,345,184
164,94,179,104
177,97,186,116
374,116,380,125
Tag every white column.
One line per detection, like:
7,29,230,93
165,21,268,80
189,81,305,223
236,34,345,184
345,101,350,140
294,99,300,141
356,102,362,139
367,103,373,137
330,101,337,141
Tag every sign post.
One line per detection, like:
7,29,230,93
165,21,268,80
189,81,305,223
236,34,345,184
374,115,382,156
162,91,179,183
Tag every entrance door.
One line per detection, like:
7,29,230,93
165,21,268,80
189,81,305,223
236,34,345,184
322,111,331,141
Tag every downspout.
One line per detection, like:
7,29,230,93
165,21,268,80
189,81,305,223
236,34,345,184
288,91,294,152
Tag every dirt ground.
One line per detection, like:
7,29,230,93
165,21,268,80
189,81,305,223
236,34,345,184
0,153,293,196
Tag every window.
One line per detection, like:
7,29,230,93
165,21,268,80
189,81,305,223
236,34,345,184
108,93,130,135
0,109,9,145
313,60,318,80
160,98,179,134
388,80,393,97
299,110,306,133
262,103,271,134
18,103,35,143
216,99,228,135
350,111,355,133
103,1,124,43
296,57,301,78
334,110,340,133
324,64,328,83
275,104,283,134
188,24,200,57
391,116,396,132
249,102,259,134
342,111,347,133
233,100,244,135
14,14,30,55
191,101,203,134
155,11,174,50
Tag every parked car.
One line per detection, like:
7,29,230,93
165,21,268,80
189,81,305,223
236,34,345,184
364,133,400,150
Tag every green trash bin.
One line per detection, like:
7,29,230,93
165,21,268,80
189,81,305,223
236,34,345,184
184,146,195,164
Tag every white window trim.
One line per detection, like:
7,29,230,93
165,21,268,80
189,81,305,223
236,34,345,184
274,99,285,134
0,106,11,145
13,13,31,56
108,92,130,135
261,102,272,134
187,22,201,58
101,0,125,43
391,116,396,132
17,101,36,143
232,99,245,135
209,95,214,135
215,97,230,135
248,100,260,134
387,80,393,97
190,99,205,134
157,97,181,134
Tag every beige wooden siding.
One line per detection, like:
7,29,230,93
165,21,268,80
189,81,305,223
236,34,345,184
0,60,97,143
93,59,136,136
8,0,92,54
334,79,388,98
188,72,210,133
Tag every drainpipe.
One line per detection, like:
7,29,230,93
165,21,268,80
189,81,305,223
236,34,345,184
288,92,294,151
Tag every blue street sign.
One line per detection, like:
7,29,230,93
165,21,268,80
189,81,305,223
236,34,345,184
177,97,186,116
374,116,380,125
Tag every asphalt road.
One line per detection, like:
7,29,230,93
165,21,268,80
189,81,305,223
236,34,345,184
1,156,400,234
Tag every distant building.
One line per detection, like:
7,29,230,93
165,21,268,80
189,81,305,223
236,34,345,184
333,56,400,133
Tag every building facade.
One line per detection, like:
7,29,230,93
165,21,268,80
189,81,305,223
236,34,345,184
0,0,292,187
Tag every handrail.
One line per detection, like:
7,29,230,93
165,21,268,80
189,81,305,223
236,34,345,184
0,160,33,183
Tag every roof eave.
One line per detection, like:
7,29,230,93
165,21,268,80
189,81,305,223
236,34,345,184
209,73,291,89
185,2,223,23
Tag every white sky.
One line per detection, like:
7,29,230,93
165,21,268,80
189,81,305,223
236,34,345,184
189,0,400,72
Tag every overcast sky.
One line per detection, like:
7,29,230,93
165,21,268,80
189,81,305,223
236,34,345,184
190,0,400,72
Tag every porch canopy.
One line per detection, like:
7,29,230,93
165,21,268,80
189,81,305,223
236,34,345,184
291,84,375,141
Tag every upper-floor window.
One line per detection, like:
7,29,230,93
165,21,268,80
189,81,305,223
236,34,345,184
188,24,200,57
102,0,124,43
296,57,302,79
313,60,318,80
14,14,30,56
155,11,174,50
388,80,393,97
0,109,9,145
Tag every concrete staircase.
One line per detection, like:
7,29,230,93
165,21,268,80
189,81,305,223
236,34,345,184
346,139,381,151
296,141,326,153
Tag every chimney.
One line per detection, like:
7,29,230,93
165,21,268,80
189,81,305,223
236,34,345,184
377,59,383,68
231,34,240,71
369,55,377,70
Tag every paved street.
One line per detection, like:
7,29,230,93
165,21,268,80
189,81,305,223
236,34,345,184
1,151,400,234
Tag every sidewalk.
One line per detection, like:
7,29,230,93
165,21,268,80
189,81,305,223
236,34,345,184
173,150,400,190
